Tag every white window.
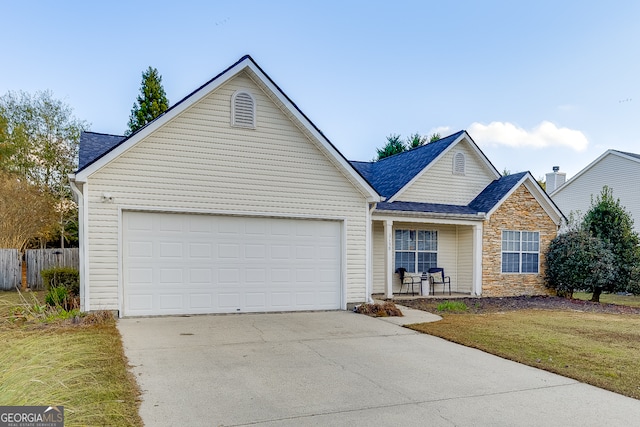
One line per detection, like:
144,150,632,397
231,90,256,128
395,230,438,273
501,230,540,273
453,152,465,175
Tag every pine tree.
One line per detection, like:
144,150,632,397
126,67,169,135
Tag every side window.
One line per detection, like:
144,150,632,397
231,90,256,129
501,230,540,273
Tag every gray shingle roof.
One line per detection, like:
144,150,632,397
350,130,465,199
373,172,530,217
469,171,528,213
78,131,126,170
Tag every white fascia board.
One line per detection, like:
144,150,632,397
243,63,380,202
388,132,501,203
372,212,484,226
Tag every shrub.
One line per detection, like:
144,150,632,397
41,267,79,296
545,230,615,299
45,286,68,307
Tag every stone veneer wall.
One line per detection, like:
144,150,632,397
482,185,558,297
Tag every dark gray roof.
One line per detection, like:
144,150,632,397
469,171,528,213
78,132,126,170
350,130,465,199
374,172,530,217
376,201,479,216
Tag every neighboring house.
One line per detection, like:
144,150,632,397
549,150,640,232
69,55,564,317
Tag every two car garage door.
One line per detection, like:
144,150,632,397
122,211,342,316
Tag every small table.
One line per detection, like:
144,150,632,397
406,273,430,296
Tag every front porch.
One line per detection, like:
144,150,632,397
370,216,484,299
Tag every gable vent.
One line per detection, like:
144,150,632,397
231,91,256,129
453,152,465,175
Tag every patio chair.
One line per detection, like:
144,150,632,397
396,267,419,295
428,267,451,295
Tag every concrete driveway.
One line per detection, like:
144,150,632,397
118,310,640,426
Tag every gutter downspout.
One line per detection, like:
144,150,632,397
68,175,88,312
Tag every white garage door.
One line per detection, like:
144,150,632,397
122,211,342,316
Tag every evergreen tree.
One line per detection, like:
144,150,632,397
126,66,169,135
376,134,405,160
582,186,640,301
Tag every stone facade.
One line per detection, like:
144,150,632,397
482,185,558,297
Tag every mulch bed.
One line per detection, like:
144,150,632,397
400,295,640,315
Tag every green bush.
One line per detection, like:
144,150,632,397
41,267,79,296
45,286,68,307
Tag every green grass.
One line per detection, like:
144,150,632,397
409,309,640,399
0,291,142,426
573,291,640,307
436,300,468,312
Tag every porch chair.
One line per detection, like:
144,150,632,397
428,267,451,295
396,267,419,295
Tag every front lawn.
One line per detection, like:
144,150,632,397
407,300,640,399
0,290,142,426
573,291,640,307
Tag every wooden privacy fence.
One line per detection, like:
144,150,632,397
26,248,79,290
0,249,21,290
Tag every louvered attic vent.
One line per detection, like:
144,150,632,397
453,152,466,175
231,90,256,129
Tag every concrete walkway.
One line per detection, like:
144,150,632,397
118,311,640,426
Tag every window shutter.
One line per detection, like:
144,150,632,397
231,91,256,128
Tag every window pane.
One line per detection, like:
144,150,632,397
522,253,539,273
502,253,520,273
502,231,520,251
418,252,437,273
417,230,437,251
522,232,539,252
394,251,416,273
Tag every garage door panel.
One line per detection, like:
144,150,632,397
123,212,341,316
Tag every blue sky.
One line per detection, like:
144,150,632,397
2,1,639,179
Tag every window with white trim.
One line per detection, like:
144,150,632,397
453,152,465,175
501,230,540,273
231,90,256,128
395,230,438,273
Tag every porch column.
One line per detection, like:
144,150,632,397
472,223,483,296
384,219,394,298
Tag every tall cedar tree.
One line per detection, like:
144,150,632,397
126,67,169,135
582,186,640,301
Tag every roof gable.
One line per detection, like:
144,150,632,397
350,131,462,199
73,55,379,201
551,149,640,197
350,130,501,200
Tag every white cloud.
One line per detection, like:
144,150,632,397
467,121,588,152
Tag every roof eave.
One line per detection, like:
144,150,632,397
372,209,486,221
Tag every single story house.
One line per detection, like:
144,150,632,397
70,55,564,317
549,150,640,232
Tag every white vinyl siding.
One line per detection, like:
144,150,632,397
551,153,640,232
397,141,496,205
85,71,368,310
